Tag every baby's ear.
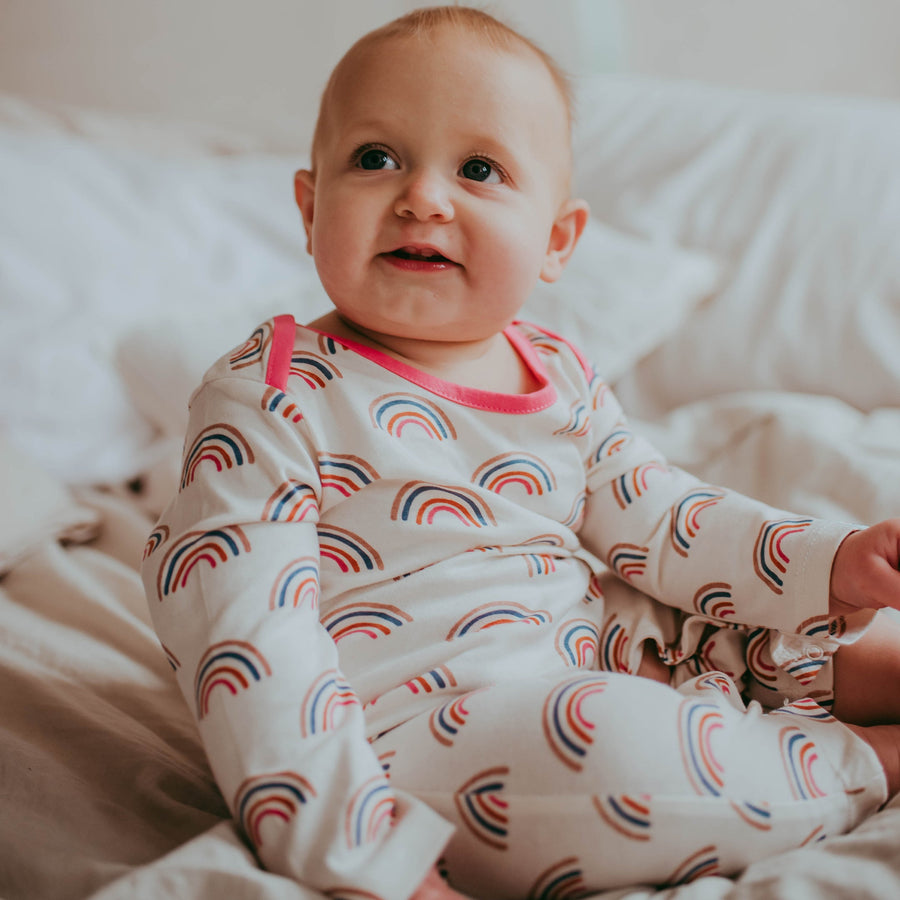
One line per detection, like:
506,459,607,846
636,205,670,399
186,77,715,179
540,198,589,283
294,170,316,255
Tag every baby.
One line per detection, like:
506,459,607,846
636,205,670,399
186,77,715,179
142,7,900,900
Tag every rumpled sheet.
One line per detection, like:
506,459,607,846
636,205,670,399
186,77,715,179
2,390,900,900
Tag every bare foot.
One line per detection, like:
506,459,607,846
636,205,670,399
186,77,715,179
846,723,900,797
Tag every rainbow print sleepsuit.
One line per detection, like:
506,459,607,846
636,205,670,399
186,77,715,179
141,315,886,899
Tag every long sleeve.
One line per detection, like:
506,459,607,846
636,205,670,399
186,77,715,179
141,371,453,899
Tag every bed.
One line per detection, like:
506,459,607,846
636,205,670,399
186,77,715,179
2,73,900,899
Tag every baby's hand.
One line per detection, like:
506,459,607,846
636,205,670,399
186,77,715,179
830,519,900,616
410,866,473,900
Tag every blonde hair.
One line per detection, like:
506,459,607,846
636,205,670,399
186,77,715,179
309,5,574,172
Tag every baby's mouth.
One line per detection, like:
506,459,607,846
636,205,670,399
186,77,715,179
388,245,455,264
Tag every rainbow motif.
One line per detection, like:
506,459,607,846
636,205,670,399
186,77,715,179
753,517,813,594
670,489,725,557
745,627,779,684
262,480,319,522
797,614,842,640
261,386,303,423
234,770,316,847
730,800,773,831
377,750,395,776
391,482,496,528
157,526,251,599
288,351,342,389
612,462,668,509
555,619,600,668
369,393,457,440
553,401,590,437
693,582,735,620
589,373,610,410
696,672,735,696
607,543,649,583
666,846,719,885
269,556,319,610
771,698,834,721
143,525,169,560
527,332,562,356
542,675,609,771
801,825,827,846
447,602,551,639
229,322,273,370
345,776,395,848
300,669,359,736
180,423,255,490
562,492,587,529
318,525,384,573
316,333,343,355
322,602,412,642
592,426,632,461
472,452,557,497
318,453,380,497
679,701,725,796
524,553,557,577
429,690,482,746
454,766,509,850
780,726,826,800
599,616,630,672
528,857,588,899
194,639,272,719
594,794,652,841
784,654,828,687
405,665,458,695
161,642,181,671
582,575,604,605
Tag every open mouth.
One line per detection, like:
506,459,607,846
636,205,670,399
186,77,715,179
387,245,455,265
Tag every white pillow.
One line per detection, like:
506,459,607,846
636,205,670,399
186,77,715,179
572,74,900,416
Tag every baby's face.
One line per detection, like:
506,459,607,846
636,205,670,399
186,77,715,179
296,28,578,345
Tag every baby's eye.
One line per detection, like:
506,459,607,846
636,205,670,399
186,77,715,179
460,158,502,184
355,147,398,171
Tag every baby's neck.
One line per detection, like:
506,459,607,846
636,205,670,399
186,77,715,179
306,311,539,395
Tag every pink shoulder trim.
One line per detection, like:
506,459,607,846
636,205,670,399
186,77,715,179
264,314,297,390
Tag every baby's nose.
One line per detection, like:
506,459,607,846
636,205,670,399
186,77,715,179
394,170,454,222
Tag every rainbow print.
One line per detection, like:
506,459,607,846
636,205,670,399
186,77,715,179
670,489,725,557
693,582,735,620
446,602,551,639
300,669,359,736
592,426,632,461
454,766,509,850
753,517,813,594
562,492,587,530
318,453,380,497
180,423,255,490
582,575,604,605
318,525,384,573
472,452,557,497
157,526,251,599
589,372,610,410
377,750,395,776
194,639,272,719
526,332,562,356
780,725,826,800
612,462,668,509
783,654,828,686
730,800,773,831
555,619,600,668
797,614,843,640
607,543,649,583
262,480,319,522
391,482,496,528
528,857,588,899
553,401,590,438
261,386,303,424
345,776,395,848
269,556,319,610
771,698,834,721
229,321,273,370
594,794,652,841
405,665,458,695
524,553,557,577
599,615,630,672
542,675,609,771
143,525,169,560
429,690,482,746
369,392,457,440
322,602,412,643
745,627,779,684
696,672,735,697
316,333,344,355
234,770,316,847
679,701,725,796
161,642,181,671
287,351,342,389
665,846,719,885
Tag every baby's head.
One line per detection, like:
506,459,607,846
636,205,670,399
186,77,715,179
295,6,588,347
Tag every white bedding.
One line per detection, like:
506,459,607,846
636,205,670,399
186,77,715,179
2,75,900,899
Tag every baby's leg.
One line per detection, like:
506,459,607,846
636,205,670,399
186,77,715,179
373,673,885,899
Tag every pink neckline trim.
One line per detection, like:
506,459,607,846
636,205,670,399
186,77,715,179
303,320,557,414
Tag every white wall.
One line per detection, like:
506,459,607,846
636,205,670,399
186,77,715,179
0,0,897,149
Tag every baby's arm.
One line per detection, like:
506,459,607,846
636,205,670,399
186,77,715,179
830,519,900,615
141,372,452,899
